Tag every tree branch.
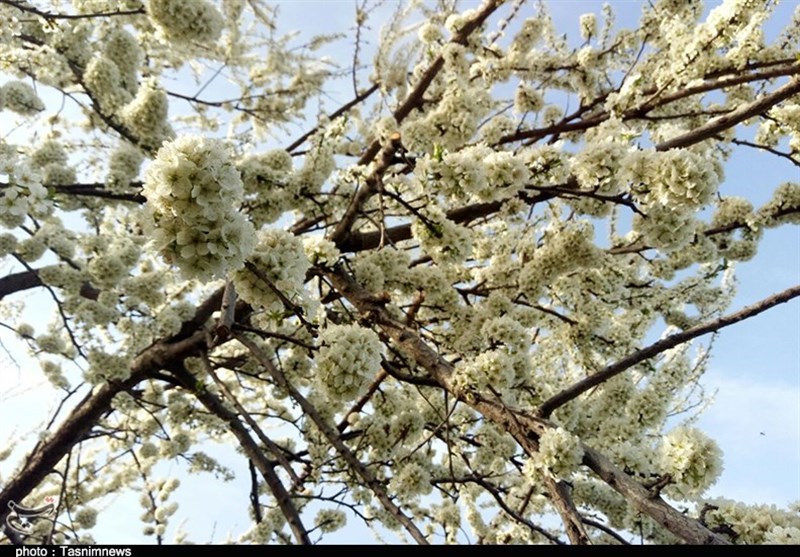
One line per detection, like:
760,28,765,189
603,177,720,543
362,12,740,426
0,284,241,525
537,284,800,418
329,0,506,245
656,77,800,151
235,332,431,545
170,363,310,544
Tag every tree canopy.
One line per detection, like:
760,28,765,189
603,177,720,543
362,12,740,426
0,0,799,545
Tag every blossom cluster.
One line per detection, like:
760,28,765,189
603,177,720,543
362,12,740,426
0,80,45,115
30,140,76,185
86,349,133,384
303,236,340,267
400,81,492,153
526,427,585,480
231,228,310,315
519,224,598,297
758,182,800,227
633,202,698,251
146,0,224,45
389,460,433,497
143,135,255,281
0,143,50,228
709,196,760,261
102,29,141,94
701,498,800,544
106,143,145,190
84,55,135,113
514,83,545,114
238,149,295,225
417,145,530,204
411,205,473,264
314,509,347,534
139,477,180,538
121,80,174,152
658,426,723,499
315,324,382,403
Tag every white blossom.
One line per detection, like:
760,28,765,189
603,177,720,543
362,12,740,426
316,324,381,403
146,0,224,45
579,13,597,40
1,81,45,115
231,228,310,314
659,426,723,499
143,135,255,281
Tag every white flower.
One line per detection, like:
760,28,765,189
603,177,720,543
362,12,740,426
758,182,800,227
121,80,173,151
107,143,144,190
418,22,443,44
764,526,800,544
238,149,294,224
314,509,347,533
528,427,584,480
411,205,473,264
84,56,133,112
514,83,544,113
633,202,697,252
579,13,597,40
659,426,722,499
147,0,224,45
143,135,255,281
103,28,141,93
519,224,598,296
86,350,132,383
303,236,340,266
316,324,382,402
74,507,98,529
231,228,310,313
1,81,45,115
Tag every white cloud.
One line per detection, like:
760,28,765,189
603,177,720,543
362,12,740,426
697,369,800,506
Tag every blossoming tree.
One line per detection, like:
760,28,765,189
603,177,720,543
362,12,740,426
1,0,799,545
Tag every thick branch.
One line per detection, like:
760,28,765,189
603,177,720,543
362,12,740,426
471,397,730,545
0,269,43,301
0,286,234,524
0,329,207,524
546,478,591,545
0,268,100,302
581,446,727,545
537,284,800,418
